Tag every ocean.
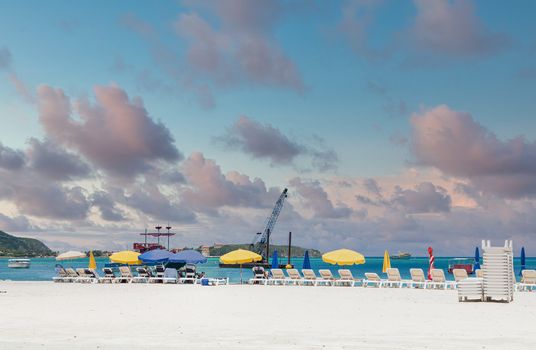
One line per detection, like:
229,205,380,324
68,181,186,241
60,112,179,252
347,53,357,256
1,256,534,283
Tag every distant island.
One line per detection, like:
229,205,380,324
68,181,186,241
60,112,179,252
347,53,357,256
206,244,322,258
0,230,53,257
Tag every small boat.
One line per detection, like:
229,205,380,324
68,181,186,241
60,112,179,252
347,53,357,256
447,258,475,274
8,258,31,268
390,252,411,259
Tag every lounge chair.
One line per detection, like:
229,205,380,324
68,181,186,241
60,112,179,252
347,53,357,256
517,270,536,292
286,269,303,285
336,269,359,287
100,268,116,283
267,269,288,285
163,268,179,284
65,267,80,282
75,268,94,283
85,268,100,283
133,267,151,283
149,265,166,283
249,267,267,285
385,268,409,288
452,268,468,287
475,269,483,278
118,266,133,283
52,266,69,283
428,269,455,289
409,268,427,288
318,269,336,286
180,264,198,284
301,269,319,286
363,272,383,287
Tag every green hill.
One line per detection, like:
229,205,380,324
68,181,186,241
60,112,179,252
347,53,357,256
208,244,322,258
0,230,53,257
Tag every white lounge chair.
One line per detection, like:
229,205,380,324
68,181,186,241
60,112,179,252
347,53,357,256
336,269,359,287
179,264,198,284
132,267,151,283
475,269,483,278
52,267,69,283
163,268,179,284
363,272,383,287
249,267,267,285
118,266,133,283
517,270,536,292
64,268,80,282
318,269,336,286
409,268,427,288
100,268,116,283
452,268,468,288
75,268,95,283
287,269,303,285
301,269,320,286
385,268,409,288
428,269,455,289
267,269,288,285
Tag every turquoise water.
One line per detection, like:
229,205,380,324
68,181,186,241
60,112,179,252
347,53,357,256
2,256,535,283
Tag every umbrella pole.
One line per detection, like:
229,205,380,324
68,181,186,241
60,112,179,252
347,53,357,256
240,264,243,284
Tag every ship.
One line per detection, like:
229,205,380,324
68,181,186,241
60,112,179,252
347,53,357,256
390,252,411,259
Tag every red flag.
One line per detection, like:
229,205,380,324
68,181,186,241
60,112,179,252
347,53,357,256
427,246,435,280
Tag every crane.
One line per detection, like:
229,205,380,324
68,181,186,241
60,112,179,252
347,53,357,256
251,188,288,261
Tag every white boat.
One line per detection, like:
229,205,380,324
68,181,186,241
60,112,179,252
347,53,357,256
8,258,31,268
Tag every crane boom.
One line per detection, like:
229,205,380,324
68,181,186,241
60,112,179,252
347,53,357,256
251,188,288,260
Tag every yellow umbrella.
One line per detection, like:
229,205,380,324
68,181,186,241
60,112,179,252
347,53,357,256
322,249,366,265
382,250,391,273
109,250,141,265
219,249,262,283
88,250,97,269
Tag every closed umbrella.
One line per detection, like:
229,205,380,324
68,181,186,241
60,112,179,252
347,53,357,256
302,250,311,269
56,251,86,261
474,247,481,272
427,247,435,281
139,249,173,264
382,250,391,273
220,249,262,284
322,249,365,265
520,247,526,276
88,251,97,269
169,250,207,264
109,250,141,265
271,250,279,269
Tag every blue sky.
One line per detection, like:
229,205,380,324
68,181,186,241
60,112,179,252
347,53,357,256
1,0,536,254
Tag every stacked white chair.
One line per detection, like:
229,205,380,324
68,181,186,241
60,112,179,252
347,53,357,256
481,240,514,303
457,277,484,302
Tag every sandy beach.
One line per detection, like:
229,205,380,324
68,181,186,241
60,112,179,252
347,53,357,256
0,282,535,349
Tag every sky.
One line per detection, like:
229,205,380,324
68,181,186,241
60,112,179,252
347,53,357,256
1,0,536,255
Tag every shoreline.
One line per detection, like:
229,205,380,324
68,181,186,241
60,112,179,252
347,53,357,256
1,281,535,349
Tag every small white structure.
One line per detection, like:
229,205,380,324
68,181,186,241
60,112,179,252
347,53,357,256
482,240,515,302
457,277,484,301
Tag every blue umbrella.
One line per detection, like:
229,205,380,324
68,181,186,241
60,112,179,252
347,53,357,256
520,246,526,276
169,250,207,264
302,250,311,269
271,250,279,269
474,247,481,271
139,249,173,264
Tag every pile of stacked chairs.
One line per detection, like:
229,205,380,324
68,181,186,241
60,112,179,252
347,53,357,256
52,265,228,285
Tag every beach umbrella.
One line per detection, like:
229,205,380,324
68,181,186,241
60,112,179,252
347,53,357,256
88,251,97,269
427,247,435,281
474,247,481,272
169,250,207,264
382,250,391,273
139,249,174,264
56,251,86,261
520,247,526,276
302,250,311,269
322,249,365,266
271,250,279,269
109,250,141,265
220,249,262,284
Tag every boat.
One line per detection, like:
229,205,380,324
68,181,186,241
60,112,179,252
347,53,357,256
8,258,31,268
447,258,475,274
390,252,411,259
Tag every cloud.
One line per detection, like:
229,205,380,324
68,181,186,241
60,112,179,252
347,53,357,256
90,191,127,222
392,182,451,213
27,138,91,181
217,116,338,171
0,213,36,232
0,46,12,70
37,84,182,177
363,178,382,197
407,0,509,56
411,105,536,198
289,177,352,219
0,142,25,170
8,73,36,104
181,152,278,213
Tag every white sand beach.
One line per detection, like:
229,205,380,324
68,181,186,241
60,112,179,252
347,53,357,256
0,281,535,349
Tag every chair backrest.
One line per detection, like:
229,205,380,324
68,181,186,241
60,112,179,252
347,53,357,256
410,268,425,282
431,269,446,282
522,269,536,284
85,268,98,278
103,268,115,277
156,265,166,273
386,268,401,281
365,272,380,281
164,268,178,279
287,269,301,279
76,268,87,277
65,268,78,277
338,269,353,280
136,267,148,276
56,267,67,277
119,266,132,277
319,269,334,280
452,268,468,281
302,269,316,279
475,269,483,278
252,266,265,277
270,269,285,279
